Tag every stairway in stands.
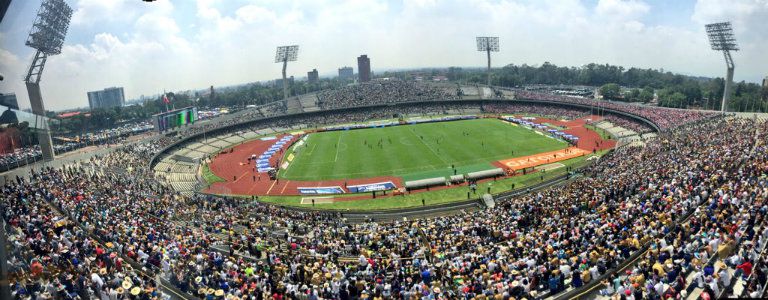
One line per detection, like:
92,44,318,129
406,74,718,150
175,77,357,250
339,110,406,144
299,93,321,112
285,97,303,114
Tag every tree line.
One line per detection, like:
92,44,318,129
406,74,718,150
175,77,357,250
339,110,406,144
445,62,767,112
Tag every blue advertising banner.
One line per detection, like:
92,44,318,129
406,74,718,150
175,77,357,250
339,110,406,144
347,181,397,193
297,186,345,194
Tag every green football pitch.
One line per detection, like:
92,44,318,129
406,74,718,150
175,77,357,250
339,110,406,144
279,118,569,181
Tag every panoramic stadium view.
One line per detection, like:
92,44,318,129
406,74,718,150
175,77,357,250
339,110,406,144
1,0,768,299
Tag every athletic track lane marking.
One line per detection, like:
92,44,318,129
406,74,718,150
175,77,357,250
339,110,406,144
266,180,278,194
280,181,290,194
235,170,249,183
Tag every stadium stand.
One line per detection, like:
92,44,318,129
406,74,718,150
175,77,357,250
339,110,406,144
0,122,153,172
285,97,303,114
317,81,461,109
6,83,762,300
298,93,321,112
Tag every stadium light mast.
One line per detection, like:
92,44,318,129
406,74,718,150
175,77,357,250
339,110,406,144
275,45,299,100
22,0,73,161
705,22,738,112
476,37,499,86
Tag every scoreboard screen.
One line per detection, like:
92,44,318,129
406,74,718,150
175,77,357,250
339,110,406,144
153,107,198,132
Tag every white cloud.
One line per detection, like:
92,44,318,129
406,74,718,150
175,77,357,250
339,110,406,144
235,5,278,24
404,0,438,10
2,0,767,111
72,0,135,25
0,0,191,110
0,48,19,68
0,48,28,106
693,0,768,36
72,0,175,25
596,0,650,21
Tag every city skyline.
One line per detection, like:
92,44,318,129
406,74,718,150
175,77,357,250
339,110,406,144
0,0,767,111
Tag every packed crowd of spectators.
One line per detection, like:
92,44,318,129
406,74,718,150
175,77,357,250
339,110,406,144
514,90,715,130
7,81,766,300
598,115,655,134
483,103,590,120
5,99,768,300
585,118,768,299
259,102,287,118
0,122,154,172
0,145,42,171
317,81,461,109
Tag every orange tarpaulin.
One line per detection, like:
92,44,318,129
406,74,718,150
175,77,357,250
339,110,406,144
497,147,589,170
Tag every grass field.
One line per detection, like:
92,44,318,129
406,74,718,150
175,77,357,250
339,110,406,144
279,118,569,181
255,154,599,210
202,163,226,185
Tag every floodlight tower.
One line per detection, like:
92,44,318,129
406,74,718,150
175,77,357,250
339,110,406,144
705,22,739,112
275,45,299,100
476,37,499,86
23,0,73,161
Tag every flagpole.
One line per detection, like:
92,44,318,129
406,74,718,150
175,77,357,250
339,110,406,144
163,90,169,112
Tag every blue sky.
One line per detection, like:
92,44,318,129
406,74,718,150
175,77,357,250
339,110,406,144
1,0,767,111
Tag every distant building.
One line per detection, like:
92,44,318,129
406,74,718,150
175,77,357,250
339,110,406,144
87,87,125,110
0,92,19,110
338,67,354,80
357,55,371,82
308,69,319,84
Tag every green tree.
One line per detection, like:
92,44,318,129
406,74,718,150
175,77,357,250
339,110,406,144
658,90,686,108
626,88,640,102
639,87,654,102
599,83,621,100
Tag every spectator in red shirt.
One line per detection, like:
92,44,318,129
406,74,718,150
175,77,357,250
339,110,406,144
736,259,753,279
30,259,43,277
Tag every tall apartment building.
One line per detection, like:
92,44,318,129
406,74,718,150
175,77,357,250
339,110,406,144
87,87,125,110
338,67,354,80
308,69,319,84
357,55,371,82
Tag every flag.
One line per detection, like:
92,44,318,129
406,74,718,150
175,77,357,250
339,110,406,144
163,94,170,104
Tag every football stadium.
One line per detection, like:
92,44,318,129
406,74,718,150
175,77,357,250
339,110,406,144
2,1,768,300
195,101,613,211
